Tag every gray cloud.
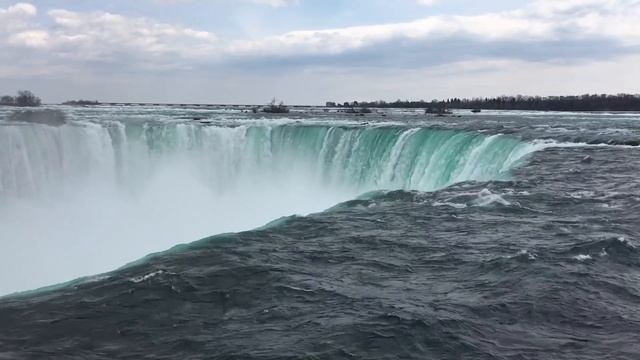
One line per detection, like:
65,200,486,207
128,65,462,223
223,35,638,74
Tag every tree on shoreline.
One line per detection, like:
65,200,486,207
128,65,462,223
0,90,41,107
0,95,14,106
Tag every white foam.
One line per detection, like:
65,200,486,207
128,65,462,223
532,139,638,150
568,191,596,199
515,249,537,261
573,254,593,261
472,189,511,207
617,236,636,248
130,270,166,283
432,201,468,209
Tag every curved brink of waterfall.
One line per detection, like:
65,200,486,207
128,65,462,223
0,123,537,198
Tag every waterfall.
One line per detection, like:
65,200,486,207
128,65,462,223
0,119,538,294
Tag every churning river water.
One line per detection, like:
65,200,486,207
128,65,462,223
0,106,639,359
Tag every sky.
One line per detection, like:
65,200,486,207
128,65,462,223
0,0,639,104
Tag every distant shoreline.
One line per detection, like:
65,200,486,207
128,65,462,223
3,92,640,113
339,94,640,112
40,102,640,113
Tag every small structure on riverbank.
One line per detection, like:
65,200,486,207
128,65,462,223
342,107,372,115
262,98,290,113
425,106,453,116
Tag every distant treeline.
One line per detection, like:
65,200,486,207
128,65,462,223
62,100,100,106
334,94,640,111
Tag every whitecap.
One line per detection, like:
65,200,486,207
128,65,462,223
432,201,468,209
130,270,165,283
617,236,636,248
472,189,511,207
568,191,596,199
513,249,537,261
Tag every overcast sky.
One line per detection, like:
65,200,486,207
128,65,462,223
0,0,639,104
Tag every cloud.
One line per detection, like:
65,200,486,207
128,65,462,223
8,30,49,48
1,0,640,80
526,0,640,45
0,2,37,32
156,0,300,6
227,15,555,58
2,5,219,71
223,0,640,68
248,0,300,7
416,0,439,6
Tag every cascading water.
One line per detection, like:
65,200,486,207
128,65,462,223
0,117,539,295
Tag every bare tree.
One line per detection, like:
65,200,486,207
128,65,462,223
0,95,15,106
14,90,41,107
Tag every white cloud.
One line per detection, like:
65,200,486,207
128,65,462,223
0,2,37,32
416,0,439,6
526,0,640,45
248,0,300,7
8,30,49,48
3,7,219,67
225,0,640,60
156,0,300,6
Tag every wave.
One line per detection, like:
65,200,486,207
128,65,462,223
567,237,638,265
0,121,540,294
